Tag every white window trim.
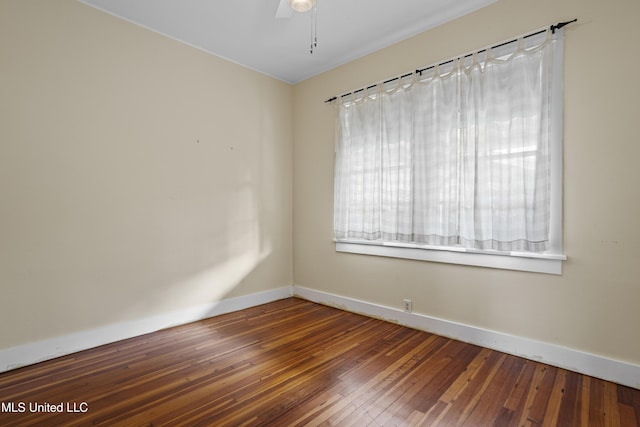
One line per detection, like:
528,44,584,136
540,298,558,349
334,29,567,275
336,239,566,275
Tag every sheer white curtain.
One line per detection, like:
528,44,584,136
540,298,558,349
334,30,562,253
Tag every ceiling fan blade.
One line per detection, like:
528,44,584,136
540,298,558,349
275,0,293,19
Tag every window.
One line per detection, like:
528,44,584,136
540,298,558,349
333,30,566,274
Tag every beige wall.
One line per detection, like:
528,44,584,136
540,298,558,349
293,0,640,365
0,0,292,349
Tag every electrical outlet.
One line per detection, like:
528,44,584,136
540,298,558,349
403,299,412,313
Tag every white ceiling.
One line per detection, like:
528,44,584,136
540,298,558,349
79,0,497,84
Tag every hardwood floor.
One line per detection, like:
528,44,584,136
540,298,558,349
1,298,638,426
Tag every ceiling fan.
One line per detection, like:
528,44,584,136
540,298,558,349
275,0,316,19
275,0,319,53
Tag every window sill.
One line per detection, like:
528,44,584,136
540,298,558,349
335,239,566,275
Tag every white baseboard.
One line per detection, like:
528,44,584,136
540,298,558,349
0,286,293,373
292,285,640,390
4,285,638,390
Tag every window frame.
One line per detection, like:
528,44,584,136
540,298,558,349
334,30,566,275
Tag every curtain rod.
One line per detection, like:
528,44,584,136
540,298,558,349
324,19,577,104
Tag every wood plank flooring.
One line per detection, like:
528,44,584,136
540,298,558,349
0,297,638,426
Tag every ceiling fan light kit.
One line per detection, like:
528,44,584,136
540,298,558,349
289,0,316,13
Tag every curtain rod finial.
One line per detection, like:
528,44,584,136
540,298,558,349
551,18,577,34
